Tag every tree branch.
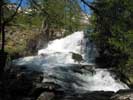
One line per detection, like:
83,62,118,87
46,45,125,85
30,0,49,16
3,0,23,25
80,0,100,14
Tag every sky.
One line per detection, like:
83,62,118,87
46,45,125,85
10,0,28,7
10,0,93,15
79,0,93,14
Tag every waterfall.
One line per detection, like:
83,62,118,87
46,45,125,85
13,31,129,92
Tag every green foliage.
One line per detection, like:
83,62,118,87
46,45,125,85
1,0,88,59
27,0,83,34
14,13,43,29
5,27,41,59
90,0,133,75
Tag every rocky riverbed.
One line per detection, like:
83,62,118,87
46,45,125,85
0,64,133,100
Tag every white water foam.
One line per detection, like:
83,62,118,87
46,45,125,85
13,31,129,92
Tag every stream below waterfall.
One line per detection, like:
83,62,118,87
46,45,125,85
13,31,129,93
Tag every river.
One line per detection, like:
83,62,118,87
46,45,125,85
13,31,129,93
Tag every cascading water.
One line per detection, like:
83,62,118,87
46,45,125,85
13,31,129,92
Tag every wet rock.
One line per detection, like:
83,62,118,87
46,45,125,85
81,91,114,100
30,82,62,98
3,63,131,100
111,89,133,100
71,52,83,64
9,64,44,82
1,64,44,100
36,92,55,100
55,91,114,100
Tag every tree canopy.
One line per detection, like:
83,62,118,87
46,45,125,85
83,0,133,78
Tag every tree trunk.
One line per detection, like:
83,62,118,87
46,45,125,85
0,1,7,77
1,24,5,52
41,18,50,42
0,23,7,77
